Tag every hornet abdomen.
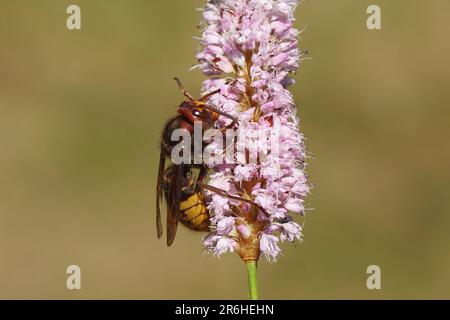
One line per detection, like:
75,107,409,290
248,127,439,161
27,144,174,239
179,192,210,231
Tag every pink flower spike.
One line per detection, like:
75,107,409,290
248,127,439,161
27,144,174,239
195,0,310,263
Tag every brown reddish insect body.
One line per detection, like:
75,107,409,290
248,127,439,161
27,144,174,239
156,78,265,246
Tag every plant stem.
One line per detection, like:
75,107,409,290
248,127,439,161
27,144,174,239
246,260,259,300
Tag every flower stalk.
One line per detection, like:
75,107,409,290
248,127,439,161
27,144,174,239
246,261,259,300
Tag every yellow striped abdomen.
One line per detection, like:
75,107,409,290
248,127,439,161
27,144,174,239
179,192,209,231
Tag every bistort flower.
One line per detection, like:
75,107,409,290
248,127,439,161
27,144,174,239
195,0,310,262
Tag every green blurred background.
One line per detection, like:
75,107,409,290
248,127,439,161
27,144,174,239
1,0,449,299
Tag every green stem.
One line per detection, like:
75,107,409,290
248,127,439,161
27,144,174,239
246,261,259,300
